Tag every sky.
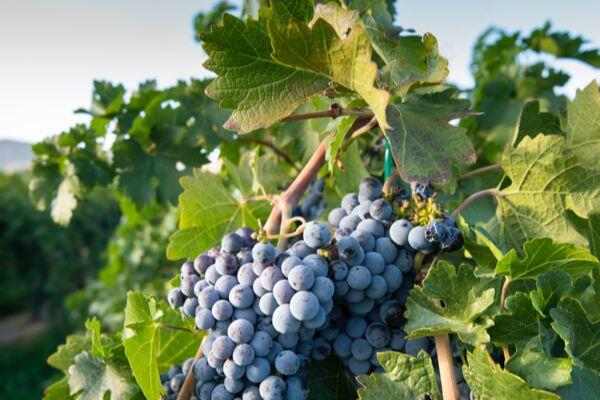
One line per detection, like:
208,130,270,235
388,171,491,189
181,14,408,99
0,0,598,143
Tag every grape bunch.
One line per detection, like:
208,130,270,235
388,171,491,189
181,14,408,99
160,358,196,399
164,176,466,399
295,178,327,221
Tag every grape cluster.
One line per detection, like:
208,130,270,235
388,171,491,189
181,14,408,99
295,179,327,221
160,358,195,399
164,176,465,399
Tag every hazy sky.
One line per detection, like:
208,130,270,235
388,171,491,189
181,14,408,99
0,0,598,143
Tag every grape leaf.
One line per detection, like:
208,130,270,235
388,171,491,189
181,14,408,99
357,351,441,400
384,89,476,185
331,141,369,195
348,0,393,28
463,348,560,400
489,292,540,346
507,336,572,391
495,238,599,281
512,100,563,147
311,2,359,38
588,212,600,258
326,115,357,172
47,335,91,373
496,134,600,250
166,166,271,260
363,15,448,96
565,81,600,168
68,351,139,400
123,291,201,400
85,317,106,358
558,365,600,400
308,356,356,400
44,378,72,400
202,1,389,133
551,297,600,372
530,270,574,316
404,262,495,345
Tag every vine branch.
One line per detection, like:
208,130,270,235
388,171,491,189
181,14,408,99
458,164,500,182
452,188,500,217
500,277,512,363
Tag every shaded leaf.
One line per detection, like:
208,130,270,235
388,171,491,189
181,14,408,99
530,270,574,316
557,365,600,400
512,100,562,146
489,292,539,346
307,356,356,400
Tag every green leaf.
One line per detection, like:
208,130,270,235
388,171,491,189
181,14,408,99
89,81,126,117
458,219,506,274
558,365,600,400
202,1,390,133
326,115,357,172
512,101,563,147
363,15,448,96
348,0,393,28
68,352,138,400
463,348,560,400
331,141,370,196
85,317,106,358
123,291,202,400
404,262,495,345
44,378,72,400
565,81,600,169
307,356,356,400
384,90,476,185
48,335,91,373
357,351,441,400
495,238,599,280
496,134,600,249
588,212,600,258
551,297,600,372
489,292,539,346
531,270,574,316
167,168,271,260
506,336,572,391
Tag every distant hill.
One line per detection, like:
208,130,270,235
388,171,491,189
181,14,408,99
0,140,33,172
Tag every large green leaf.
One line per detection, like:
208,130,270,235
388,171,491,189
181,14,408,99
496,134,600,250
357,351,440,400
202,0,389,133
404,262,494,345
166,166,271,260
67,352,139,400
558,365,600,400
463,348,560,400
512,100,563,147
495,238,599,280
565,81,600,168
384,90,476,185
122,291,201,400
489,292,539,346
551,297,600,372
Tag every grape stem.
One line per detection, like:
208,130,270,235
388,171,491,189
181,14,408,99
264,117,375,234
279,106,373,122
159,323,198,335
176,335,206,400
457,164,500,181
452,188,500,217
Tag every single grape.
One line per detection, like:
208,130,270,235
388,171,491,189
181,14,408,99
242,385,261,400
303,306,326,329
356,219,384,238
363,252,385,275
302,254,328,277
352,201,372,220
274,350,300,375
284,376,308,400
181,297,199,317
195,308,215,330
346,317,368,338
339,214,361,230
389,330,406,350
252,243,276,266
341,193,359,213
215,253,240,276
214,320,231,337
182,357,194,375
329,260,348,281
382,264,403,293
334,280,350,296
202,334,215,357
224,376,244,394
281,256,302,277
407,226,432,252
311,276,334,302
347,266,372,290
193,358,217,382
215,275,239,298
266,341,284,364
260,266,284,291
288,264,315,291
351,229,375,252
332,332,353,358
245,357,271,383
289,291,320,321
303,221,332,249
170,373,185,392
334,227,353,240
223,358,245,380
181,274,199,297
380,300,404,328
259,375,286,400
212,336,235,360
337,236,364,265
236,227,256,247
233,343,255,367
168,288,185,309
344,288,365,303
328,207,347,227
404,337,430,357
273,280,295,305
290,240,314,259
228,319,254,344
272,304,301,334
194,279,209,297
259,292,279,316
229,284,255,309
197,287,218,309
351,338,373,361
197,380,217,400
238,248,254,265
252,278,267,297
359,177,383,202
389,219,413,247
311,337,331,361
277,332,299,349
237,263,257,286
249,331,273,357
365,275,387,300
375,237,398,263
369,199,392,221
211,383,234,400
222,232,243,254
365,323,391,348
348,357,371,375
394,249,414,273
205,265,221,285
212,299,234,321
